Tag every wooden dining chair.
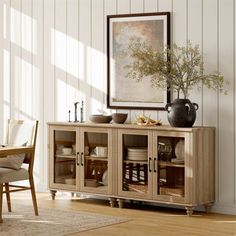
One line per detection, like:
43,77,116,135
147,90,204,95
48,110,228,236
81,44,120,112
0,119,38,223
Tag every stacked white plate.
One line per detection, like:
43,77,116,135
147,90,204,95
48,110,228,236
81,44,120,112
127,147,148,161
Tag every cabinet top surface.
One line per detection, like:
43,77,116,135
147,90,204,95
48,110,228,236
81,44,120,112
47,121,214,132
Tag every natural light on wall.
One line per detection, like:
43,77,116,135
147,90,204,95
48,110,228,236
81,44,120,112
14,56,39,121
56,79,67,121
54,29,67,73
20,56,33,119
51,28,84,79
10,7,36,54
3,4,8,39
3,49,10,139
91,47,104,90
51,27,108,118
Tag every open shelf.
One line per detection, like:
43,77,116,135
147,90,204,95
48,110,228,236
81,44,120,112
55,154,76,159
123,160,148,164
85,156,108,161
158,161,184,168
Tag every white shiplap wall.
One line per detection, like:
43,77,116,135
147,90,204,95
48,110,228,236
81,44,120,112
0,0,235,215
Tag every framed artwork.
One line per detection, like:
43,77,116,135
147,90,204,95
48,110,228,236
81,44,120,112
107,12,170,110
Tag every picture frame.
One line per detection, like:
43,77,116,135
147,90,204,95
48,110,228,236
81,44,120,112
107,12,170,110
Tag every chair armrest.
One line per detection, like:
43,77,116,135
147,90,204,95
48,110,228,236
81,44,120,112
0,146,35,157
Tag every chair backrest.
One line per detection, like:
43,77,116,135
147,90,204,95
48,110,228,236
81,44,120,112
5,120,38,147
5,119,38,168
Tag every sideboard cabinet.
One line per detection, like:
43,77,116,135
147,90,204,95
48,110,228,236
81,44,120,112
48,122,215,216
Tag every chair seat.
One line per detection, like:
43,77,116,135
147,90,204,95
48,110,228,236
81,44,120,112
0,167,29,183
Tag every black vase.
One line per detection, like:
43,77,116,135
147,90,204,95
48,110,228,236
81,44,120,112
165,99,199,127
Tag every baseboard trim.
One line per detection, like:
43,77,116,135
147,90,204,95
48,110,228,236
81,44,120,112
36,183,47,192
33,187,236,216
211,204,236,215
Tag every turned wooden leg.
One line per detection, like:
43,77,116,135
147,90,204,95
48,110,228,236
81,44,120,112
185,206,194,216
50,190,57,200
109,197,116,207
117,198,125,208
0,183,3,223
204,203,213,213
5,183,11,212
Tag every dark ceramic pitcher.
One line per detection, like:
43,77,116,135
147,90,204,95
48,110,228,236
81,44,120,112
165,99,199,127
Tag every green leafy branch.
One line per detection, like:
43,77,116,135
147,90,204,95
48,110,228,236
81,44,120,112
125,38,226,99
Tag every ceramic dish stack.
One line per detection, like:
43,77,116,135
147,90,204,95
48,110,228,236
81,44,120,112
127,147,148,161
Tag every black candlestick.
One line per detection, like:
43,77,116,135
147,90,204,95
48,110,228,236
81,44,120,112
80,100,84,123
74,102,79,122
68,110,71,122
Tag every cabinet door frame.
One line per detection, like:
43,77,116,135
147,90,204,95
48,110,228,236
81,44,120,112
152,131,194,204
48,125,78,191
78,127,113,195
117,129,153,200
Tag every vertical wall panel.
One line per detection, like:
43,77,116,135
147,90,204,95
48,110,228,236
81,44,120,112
130,0,144,123
218,0,234,205
144,0,157,13
91,0,104,114
143,0,159,121
117,0,130,14
235,0,236,206
33,0,44,189
43,0,55,123
43,0,55,191
130,0,143,14
202,0,219,202
78,0,91,120
32,0,42,121
187,0,203,126
10,0,22,119
67,0,79,121
116,0,132,122
0,2,4,142
103,0,116,115
21,0,32,120
158,0,172,124
55,0,67,121
2,0,11,140
172,0,187,45
158,0,172,13
0,0,236,214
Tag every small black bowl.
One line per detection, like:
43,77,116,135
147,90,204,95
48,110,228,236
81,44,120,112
89,115,112,123
112,113,128,124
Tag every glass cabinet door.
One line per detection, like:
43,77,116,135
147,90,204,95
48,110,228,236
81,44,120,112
153,133,186,202
51,128,77,189
117,130,152,199
79,128,112,194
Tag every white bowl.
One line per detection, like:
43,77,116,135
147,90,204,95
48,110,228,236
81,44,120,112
175,140,185,160
62,147,72,155
102,170,108,186
65,178,76,185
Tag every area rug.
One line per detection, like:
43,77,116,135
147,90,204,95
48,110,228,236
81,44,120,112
0,204,128,236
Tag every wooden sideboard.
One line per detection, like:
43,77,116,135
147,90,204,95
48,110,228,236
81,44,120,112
47,122,215,216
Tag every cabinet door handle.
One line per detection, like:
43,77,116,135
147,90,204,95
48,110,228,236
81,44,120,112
76,152,80,166
80,152,84,166
148,157,152,172
154,158,157,173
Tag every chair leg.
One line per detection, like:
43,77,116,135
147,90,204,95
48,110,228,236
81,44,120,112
0,183,3,223
29,176,38,216
4,183,12,212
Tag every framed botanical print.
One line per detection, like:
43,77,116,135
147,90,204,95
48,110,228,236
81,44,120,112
107,12,170,110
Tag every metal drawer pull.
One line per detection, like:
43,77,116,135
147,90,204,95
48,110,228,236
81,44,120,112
76,152,80,166
80,152,84,166
154,158,157,173
148,157,152,172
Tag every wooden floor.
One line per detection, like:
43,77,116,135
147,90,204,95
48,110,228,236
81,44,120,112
3,192,236,236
